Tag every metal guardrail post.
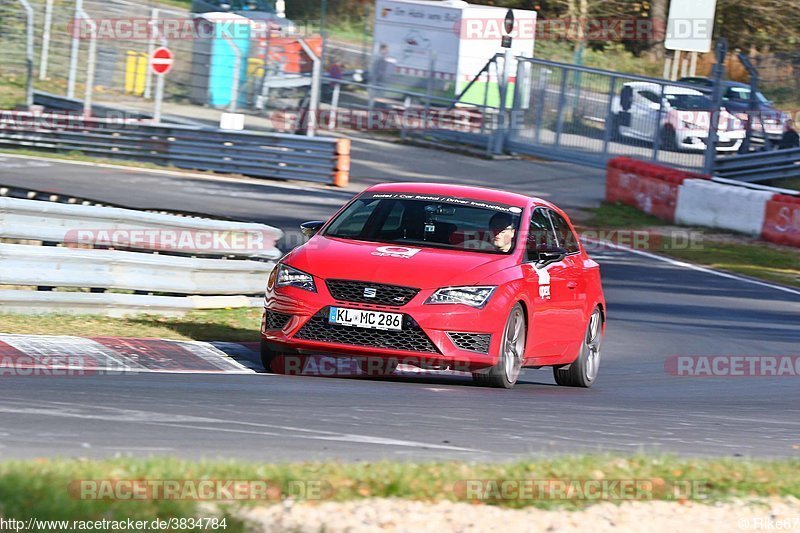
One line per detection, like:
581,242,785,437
554,69,569,147
508,57,525,145
480,68,489,135
144,8,160,100
67,0,83,99
533,67,548,144
492,48,512,154
328,83,341,130
424,50,437,134
38,0,54,81
651,83,666,161
704,39,728,175
737,52,766,153
80,10,97,117
298,38,321,137
17,0,35,109
602,76,617,156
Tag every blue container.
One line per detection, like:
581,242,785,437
191,14,252,108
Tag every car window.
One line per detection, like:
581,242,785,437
526,208,558,261
638,90,661,104
325,198,380,238
725,87,748,101
547,210,580,254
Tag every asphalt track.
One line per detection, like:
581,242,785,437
0,143,798,461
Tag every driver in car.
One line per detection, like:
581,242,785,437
489,213,516,253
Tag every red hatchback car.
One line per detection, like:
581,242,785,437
261,183,606,389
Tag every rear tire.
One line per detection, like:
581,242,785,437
553,307,603,388
472,303,526,389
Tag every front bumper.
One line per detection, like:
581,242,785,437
261,285,508,371
677,130,745,152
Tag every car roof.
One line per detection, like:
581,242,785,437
364,182,550,209
623,81,703,96
679,77,753,89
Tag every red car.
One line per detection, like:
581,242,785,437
261,183,606,389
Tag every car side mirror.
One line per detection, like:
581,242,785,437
536,246,567,267
300,221,325,237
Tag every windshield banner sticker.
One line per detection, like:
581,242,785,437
365,193,524,214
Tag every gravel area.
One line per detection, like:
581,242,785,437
242,497,800,532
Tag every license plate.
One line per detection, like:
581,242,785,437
328,307,403,331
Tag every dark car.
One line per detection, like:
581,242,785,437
678,77,786,140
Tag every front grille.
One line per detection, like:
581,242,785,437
294,311,439,353
326,279,420,307
447,332,492,354
265,310,292,330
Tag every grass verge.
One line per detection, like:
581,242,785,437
0,455,798,526
0,308,262,342
582,202,800,288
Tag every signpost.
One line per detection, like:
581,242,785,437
494,9,515,153
665,0,718,79
151,47,174,124
501,9,514,49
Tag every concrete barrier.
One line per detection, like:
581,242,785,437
606,157,708,222
606,157,800,249
675,180,773,236
762,194,800,247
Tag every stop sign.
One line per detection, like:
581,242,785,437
150,47,174,75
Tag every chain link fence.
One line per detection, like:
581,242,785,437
4,1,794,175
0,1,33,108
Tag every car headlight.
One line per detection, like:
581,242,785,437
425,286,496,308
682,120,702,130
275,264,316,292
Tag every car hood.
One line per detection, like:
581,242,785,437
284,236,515,290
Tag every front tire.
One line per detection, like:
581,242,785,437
553,307,603,388
472,303,526,389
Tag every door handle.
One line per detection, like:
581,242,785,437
567,282,578,290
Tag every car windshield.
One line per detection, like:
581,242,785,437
666,93,713,110
324,193,524,254
225,0,275,11
725,87,771,105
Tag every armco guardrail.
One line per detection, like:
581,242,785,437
607,157,800,248
0,197,282,259
0,197,282,316
714,148,800,183
0,244,271,295
0,112,351,186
